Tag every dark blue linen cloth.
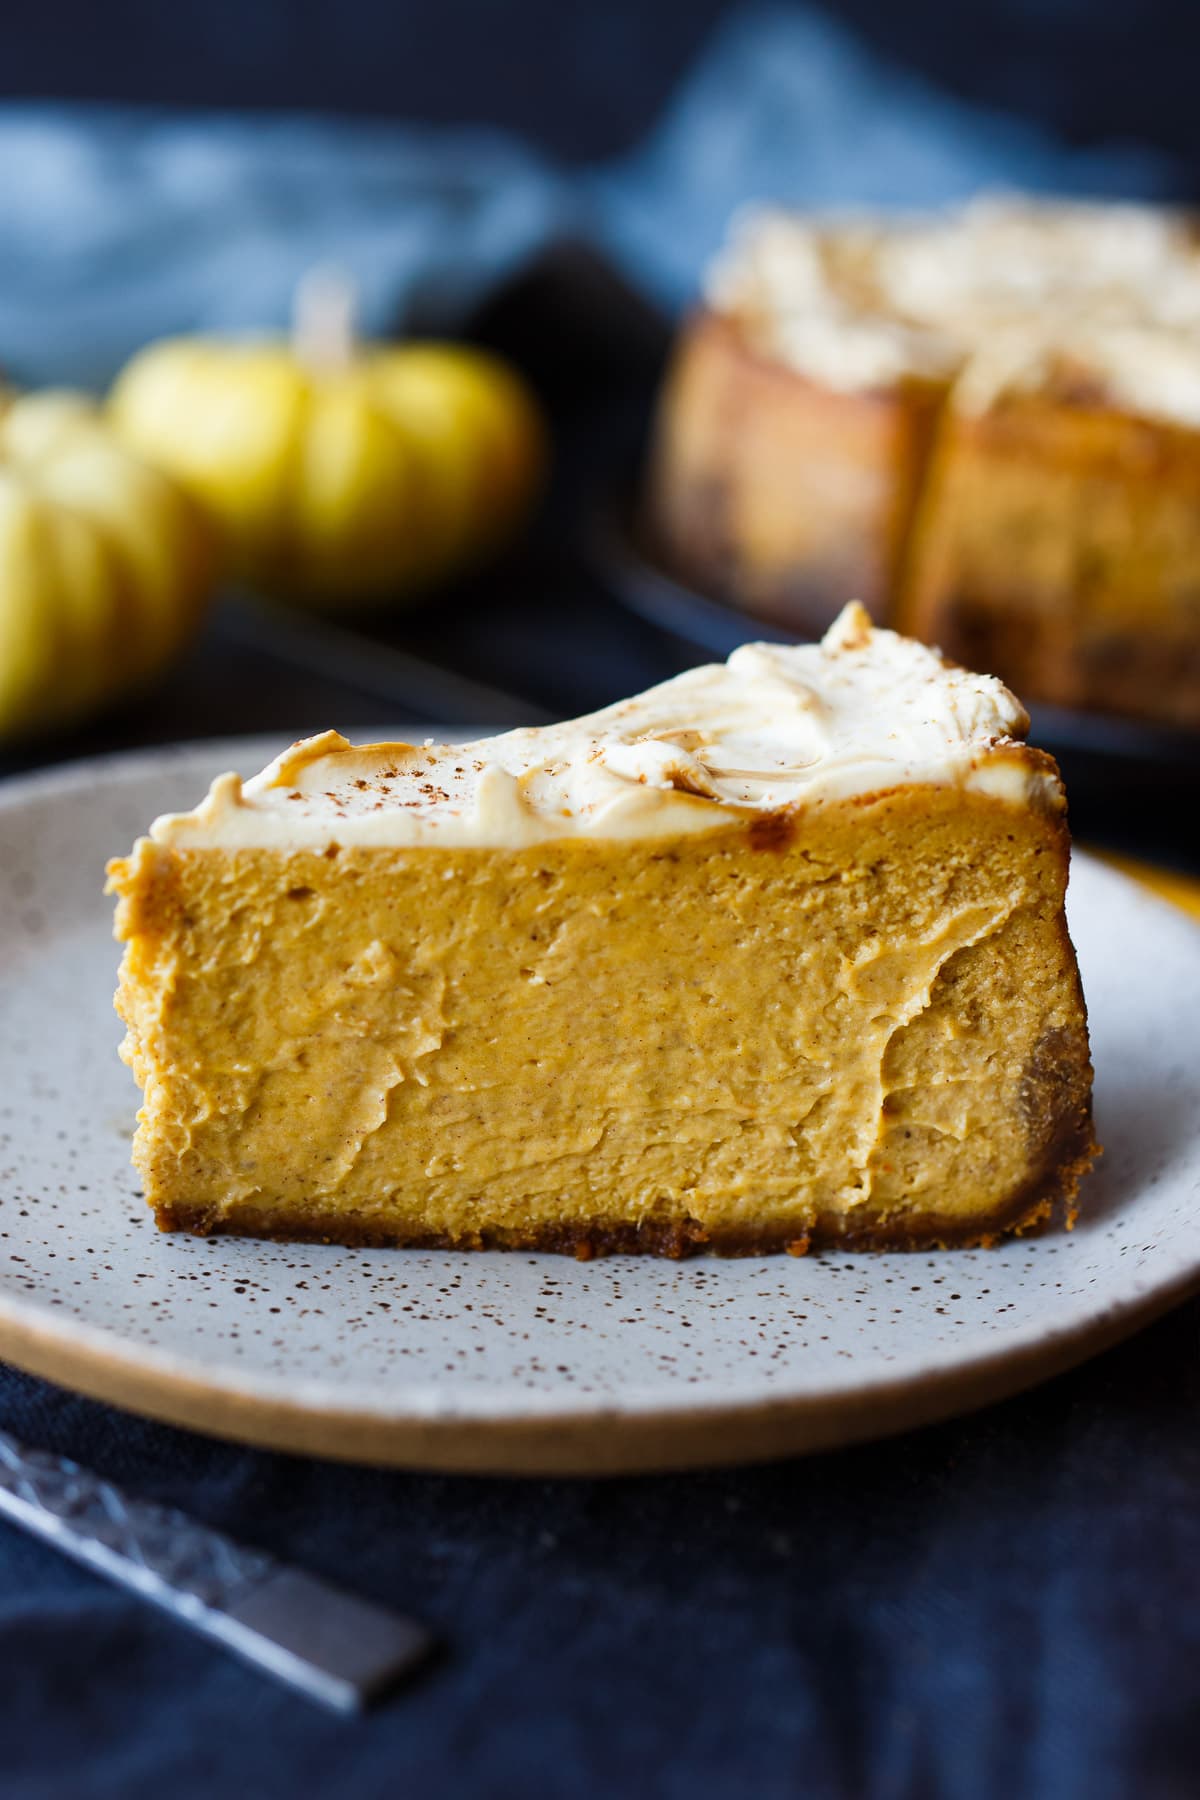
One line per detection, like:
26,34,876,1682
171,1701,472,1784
0,9,1198,1796
1,1304,1198,1800
0,4,1181,389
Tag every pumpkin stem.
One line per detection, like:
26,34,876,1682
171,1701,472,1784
292,266,357,372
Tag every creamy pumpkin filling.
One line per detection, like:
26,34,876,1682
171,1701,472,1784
108,605,1095,1254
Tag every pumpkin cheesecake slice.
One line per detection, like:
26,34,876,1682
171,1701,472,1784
108,605,1096,1255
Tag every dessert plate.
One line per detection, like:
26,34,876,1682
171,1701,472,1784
1,738,1198,1476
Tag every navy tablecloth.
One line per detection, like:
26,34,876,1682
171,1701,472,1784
0,1299,1197,1800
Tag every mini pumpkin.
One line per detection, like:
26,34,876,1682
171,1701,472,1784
0,390,215,740
108,274,547,607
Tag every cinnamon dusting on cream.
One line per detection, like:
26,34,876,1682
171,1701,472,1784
147,603,1050,852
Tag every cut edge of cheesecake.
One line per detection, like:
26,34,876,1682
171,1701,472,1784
108,604,1098,1257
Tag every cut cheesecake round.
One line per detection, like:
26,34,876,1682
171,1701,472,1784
647,196,1200,728
107,605,1096,1255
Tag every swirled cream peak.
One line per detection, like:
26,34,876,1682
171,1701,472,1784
149,605,1047,852
708,195,1200,424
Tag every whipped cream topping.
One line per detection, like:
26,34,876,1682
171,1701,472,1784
708,195,1200,424
149,606,1049,854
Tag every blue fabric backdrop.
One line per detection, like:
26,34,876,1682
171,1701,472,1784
0,5,1181,388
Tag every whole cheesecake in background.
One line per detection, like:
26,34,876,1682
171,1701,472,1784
108,605,1095,1257
648,196,1200,729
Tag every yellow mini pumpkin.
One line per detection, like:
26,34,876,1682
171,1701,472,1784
0,390,215,740
109,273,547,607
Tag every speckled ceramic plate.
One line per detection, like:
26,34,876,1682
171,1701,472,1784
1,738,1198,1475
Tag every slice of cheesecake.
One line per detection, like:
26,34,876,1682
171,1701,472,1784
108,605,1096,1255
